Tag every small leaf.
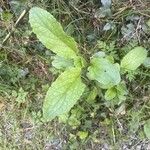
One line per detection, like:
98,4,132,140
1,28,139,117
103,22,115,31
94,7,112,18
116,82,128,96
77,131,88,140
1,11,13,21
58,113,69,123
86,87,98,104
143,57,150,68
121,46,147,71
87,57,121,89
43,67,86,121
92,51,106,58
105,88,116,100
29,7,78,59
97,41,107,50
121,23,135,40
52,56,74,70
144,119,150,139
16,88,28,104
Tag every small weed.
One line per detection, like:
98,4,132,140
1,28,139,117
0,0,150,149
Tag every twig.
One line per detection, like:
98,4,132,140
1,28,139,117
1,0,36,46
2,8,30,45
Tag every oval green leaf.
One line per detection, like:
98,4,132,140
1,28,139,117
43,67,86,121
87,57,121,89
29,7,78,59
121,46,147,71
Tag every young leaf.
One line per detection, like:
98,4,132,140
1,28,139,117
116,82,128,96
52,56,74,70
105,87,116,100
143,57,150,68
87,57,121,89
121,46,147,71
29,7,78,59
77,131,88,140
43,67,86,121
86,87,98,104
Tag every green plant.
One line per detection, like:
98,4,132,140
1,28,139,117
29,7,147,122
